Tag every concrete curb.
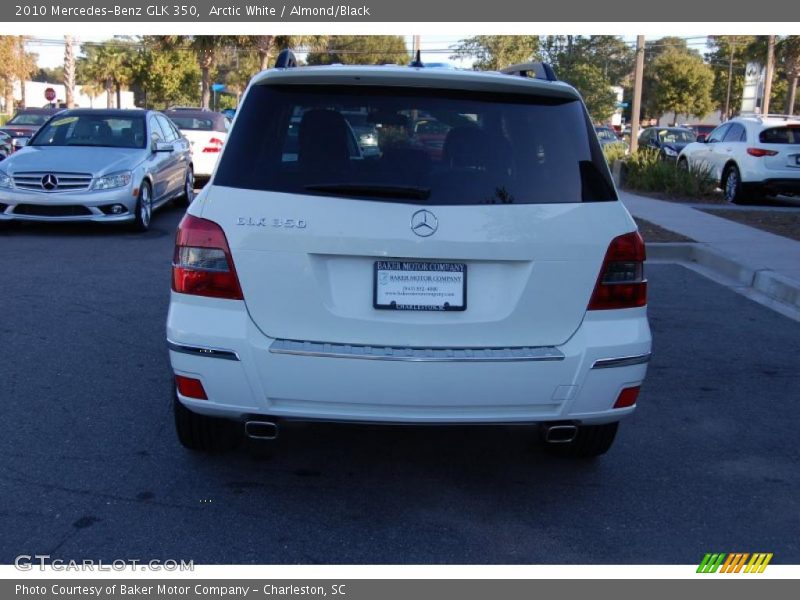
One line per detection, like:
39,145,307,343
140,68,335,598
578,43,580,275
647,242,800,311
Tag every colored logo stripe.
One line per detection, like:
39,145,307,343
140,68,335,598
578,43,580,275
697,553,773,573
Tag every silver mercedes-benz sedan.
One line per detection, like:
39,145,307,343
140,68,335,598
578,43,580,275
0,109,194,231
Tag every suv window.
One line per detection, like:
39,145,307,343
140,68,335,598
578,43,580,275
723,123,746,142
214,84,616,205
759,126,800,144
706,124,730,143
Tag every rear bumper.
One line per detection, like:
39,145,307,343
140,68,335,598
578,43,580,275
753,178,800,195
167,294,651,425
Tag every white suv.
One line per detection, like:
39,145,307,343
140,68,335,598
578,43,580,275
167,54,652,458
678,115,800,203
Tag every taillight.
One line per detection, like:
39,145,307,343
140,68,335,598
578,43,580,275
172,214,243,300
175,375,208,400
202,137,224,153
588,231,647,310
747,147,778,157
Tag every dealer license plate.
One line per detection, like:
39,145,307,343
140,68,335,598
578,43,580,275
374,260,467,311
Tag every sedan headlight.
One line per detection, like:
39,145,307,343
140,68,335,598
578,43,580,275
663,147,678,157
0,171,12,189
93,171,132,191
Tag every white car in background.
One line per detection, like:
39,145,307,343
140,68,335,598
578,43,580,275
167,53,651,458
164,109,230,183
677,115,800,204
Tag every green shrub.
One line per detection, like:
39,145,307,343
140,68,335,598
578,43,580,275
602,143,628,166
623,149,716,198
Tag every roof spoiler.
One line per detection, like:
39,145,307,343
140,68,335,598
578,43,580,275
274,49,298,69
499,62,558,82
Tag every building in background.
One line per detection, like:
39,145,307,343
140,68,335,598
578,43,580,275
8,80,135,110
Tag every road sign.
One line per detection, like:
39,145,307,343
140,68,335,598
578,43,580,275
211,83,225,92
44,87,56,102
616,102,629,108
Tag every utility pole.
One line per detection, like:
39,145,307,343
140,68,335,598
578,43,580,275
412,35,421,57
762,35,776,115
723,40,735,121
630,35,645,154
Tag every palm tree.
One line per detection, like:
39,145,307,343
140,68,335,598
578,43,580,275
237,35,329,72
64,36,76,108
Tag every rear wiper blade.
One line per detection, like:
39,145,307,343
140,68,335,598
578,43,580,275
304,183,431,201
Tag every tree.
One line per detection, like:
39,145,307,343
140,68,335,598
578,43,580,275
706,36,756,120
778,36,800,115
130,39,200,109
649,49,714,123
450,36,539,71
64,36,76,108
560,63,618,122
0,36,37,113
156,36,238,108
307,36,408,65
237,35,328,71
78,43,121,108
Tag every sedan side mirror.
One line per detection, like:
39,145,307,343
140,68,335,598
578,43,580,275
12,137,29,149
696,134,707,143
153,141,174,153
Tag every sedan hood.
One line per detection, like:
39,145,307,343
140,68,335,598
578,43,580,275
2,146,145,176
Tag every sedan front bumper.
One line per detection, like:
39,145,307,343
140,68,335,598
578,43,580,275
0,186,139,222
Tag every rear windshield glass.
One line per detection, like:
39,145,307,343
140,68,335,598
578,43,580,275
214,84,616,205
8,113,50,126
759,126,800,144
31,115,146,148
168,116,216,130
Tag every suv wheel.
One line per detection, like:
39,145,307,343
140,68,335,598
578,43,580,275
173,391,240,452
132,181,153,231
543,422,619,458
722,165,752,205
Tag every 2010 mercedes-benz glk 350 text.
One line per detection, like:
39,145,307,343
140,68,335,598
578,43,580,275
167,53,651,458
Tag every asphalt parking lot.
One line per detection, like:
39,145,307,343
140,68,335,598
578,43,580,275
1,204,799,565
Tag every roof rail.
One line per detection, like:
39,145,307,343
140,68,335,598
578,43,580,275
499,62,558,82
739,112,800,121
274,49,297,69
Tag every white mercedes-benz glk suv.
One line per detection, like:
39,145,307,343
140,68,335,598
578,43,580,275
167,53,651,458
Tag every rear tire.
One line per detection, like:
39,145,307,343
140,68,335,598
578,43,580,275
722,165,752,205
543,422,619,458
176,167,194,207
173,392,240,452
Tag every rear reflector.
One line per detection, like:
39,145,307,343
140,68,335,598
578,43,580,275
172,214,243,300
614,386,641,409
746,147,779,157
588,231,647,310
175,375,208,400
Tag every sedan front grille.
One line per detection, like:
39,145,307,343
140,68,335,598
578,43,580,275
14,204,92,217
13,171,93,192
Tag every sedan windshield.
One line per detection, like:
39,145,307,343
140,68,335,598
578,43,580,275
31,115,146,148
658,129,695,144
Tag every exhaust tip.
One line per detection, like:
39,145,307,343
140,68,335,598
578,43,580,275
245,420,279,440
544,424,578,444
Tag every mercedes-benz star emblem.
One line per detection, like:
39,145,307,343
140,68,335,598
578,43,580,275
410,209,438,237
41,174,58,191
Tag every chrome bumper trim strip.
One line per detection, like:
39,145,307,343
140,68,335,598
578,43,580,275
269,339,565,362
